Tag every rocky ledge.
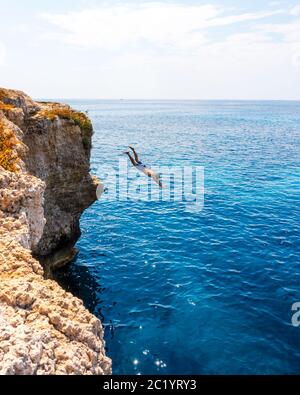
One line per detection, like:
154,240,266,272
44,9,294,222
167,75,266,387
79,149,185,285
0,88,111,375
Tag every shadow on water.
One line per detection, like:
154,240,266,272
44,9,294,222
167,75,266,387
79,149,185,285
53,255,104,320
53,254,117,358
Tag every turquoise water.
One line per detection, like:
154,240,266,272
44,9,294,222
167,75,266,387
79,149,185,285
55,100,300,374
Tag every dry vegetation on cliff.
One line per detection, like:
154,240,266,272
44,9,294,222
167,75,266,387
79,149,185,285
0,102,14,112
39,106,93,149
0,90,14,112
0,119,20,172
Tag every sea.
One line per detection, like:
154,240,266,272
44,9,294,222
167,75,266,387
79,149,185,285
54,100,300,374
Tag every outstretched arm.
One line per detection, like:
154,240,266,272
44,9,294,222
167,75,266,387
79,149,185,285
126,152,137,167
147,170,164,189
158,179,164,189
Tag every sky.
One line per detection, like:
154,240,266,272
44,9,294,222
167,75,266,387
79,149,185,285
0,0,300,99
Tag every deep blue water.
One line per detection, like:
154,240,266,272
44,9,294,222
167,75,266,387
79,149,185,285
55,100,300,375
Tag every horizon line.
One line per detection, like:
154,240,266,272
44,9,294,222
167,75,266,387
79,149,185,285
35,98,300,102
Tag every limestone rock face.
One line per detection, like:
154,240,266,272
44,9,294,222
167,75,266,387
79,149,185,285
24,112,97,258
0,88,111,375
1,88,98,260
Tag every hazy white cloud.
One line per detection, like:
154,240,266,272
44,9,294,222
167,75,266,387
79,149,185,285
257,18,300,43
290,5,300,16
4,2,298,99
269,1,282,5
41,3,283,52
0,42,7,67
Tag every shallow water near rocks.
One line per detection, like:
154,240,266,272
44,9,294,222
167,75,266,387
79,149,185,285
55,100,300,374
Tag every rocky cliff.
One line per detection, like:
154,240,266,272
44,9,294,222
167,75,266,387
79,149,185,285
0,88,111,375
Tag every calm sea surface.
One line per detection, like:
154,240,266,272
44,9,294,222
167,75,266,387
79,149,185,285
55,100,300,374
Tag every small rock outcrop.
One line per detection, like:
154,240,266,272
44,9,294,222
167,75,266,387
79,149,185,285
0,88,111,375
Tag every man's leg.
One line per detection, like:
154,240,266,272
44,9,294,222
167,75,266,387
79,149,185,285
125,152,137,167
129,146,140,163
